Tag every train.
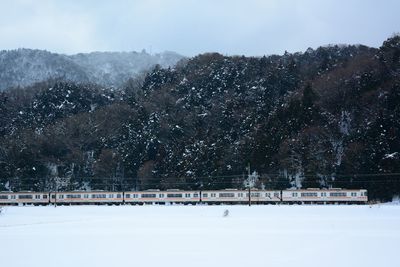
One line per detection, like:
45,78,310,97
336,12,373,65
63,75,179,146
0,188,368,205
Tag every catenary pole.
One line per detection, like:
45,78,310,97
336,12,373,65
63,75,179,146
248,163,251,207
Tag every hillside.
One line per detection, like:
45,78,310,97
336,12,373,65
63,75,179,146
0,36,399,200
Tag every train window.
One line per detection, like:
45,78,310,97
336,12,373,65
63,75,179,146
43,195,48,199
141,194,156,198
167,193,182,198
159,194,165,198
84,194,89,198
251,193,260,197
274,193,279,198
219,193,235,198
125,194,130,198
321,193,327,197
211,193,216,197
11,195,16,199
0,195,8,199
133,194,139,198
301,193,318,197
91,194,107,198
66,194,81,199
292,193,298,197
109,194,114,198
51,195,56,199
193,193,199,197
185,193,191,198
116,194,122,198
238,193,243,197
330,192,346,197
35,195,41,199
202,193,208,197
351,192,357,197
19,195,33,199
58,195,64,199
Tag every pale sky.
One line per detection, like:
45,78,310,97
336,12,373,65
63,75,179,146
0,0,399,56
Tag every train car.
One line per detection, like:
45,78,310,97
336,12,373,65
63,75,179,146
282,188,368,204
200,189,281,204
124,190,201,204
327,189,368,203
0,191,49,206
49,191,123,205
201,189,239,204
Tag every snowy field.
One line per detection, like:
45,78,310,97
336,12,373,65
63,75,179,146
1,204,399,267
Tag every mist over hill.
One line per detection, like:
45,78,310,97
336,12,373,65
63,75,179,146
0,49,184,90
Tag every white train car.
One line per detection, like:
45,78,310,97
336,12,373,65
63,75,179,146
282,188,368,203
124,190,200,204
0,191,49,205
50,191,123,205
200,189,281,204
201,190,240,203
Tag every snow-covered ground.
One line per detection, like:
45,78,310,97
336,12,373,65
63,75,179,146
1,204,399,267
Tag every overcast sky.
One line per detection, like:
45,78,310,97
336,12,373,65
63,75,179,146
0,0,399,56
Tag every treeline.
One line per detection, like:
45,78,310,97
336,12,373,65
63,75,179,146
0,36,399,200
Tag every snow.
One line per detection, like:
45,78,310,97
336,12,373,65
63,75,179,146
384,152,399,159
0,205,399,267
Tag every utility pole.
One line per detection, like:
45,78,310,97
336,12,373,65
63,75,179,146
245,164,259,207
248,163,251,207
